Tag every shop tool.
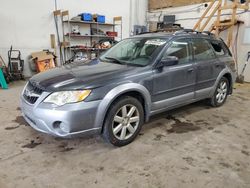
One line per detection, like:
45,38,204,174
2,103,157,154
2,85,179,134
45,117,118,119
8,46,24,80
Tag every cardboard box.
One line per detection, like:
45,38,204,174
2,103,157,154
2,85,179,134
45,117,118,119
31,51,55,72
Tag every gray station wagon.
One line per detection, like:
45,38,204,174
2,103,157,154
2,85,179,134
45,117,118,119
21,30,236,146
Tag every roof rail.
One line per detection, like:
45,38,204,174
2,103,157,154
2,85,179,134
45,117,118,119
137,30,168,35
174,29,195,35
137,30,216,37
202,31,215,36
174,29,215,37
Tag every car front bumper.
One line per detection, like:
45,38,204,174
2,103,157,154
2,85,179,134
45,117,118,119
20,92,102,138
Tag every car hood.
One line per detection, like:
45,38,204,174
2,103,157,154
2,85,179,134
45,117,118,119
30,59,140,91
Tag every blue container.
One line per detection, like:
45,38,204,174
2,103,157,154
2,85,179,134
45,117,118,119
80,13,92,21
93,14,105,23
97,15,105,23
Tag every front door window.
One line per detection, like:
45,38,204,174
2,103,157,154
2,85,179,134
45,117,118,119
163,39,191,65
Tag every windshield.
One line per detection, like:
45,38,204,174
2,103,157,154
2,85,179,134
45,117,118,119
100,37,167,66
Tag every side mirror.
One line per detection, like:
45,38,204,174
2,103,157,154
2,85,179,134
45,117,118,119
157,56,179,68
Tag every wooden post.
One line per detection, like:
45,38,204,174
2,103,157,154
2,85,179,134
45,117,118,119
215,7,222,36
227,0,237,47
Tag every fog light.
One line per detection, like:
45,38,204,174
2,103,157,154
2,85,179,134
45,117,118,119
53,121,70,133
59,122,70,133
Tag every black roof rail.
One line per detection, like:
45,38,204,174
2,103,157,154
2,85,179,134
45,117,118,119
137,30,170,35
202,31,215,36
137,30,216,37
174,29,216,37
174,29,194,35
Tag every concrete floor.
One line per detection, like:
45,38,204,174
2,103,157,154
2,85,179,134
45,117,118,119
0,81,250,188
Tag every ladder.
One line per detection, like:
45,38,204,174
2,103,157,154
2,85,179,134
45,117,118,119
193,0,249,47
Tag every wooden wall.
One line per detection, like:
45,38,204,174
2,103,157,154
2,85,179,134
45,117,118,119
149,0,211,10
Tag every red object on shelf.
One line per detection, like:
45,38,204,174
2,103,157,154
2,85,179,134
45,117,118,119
106,31,118,37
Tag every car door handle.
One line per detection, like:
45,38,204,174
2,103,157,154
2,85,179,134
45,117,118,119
215,63,222,67
187,68,194,72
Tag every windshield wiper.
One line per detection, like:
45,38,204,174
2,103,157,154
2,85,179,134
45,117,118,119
125,63,145,67
105,57,126,65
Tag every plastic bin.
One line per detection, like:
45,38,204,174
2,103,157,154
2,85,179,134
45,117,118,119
80,13,92,21
106,31,118,37
93,14,105,23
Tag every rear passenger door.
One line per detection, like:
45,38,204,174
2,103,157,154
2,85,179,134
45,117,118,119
209,40,227,77
191,38,218,98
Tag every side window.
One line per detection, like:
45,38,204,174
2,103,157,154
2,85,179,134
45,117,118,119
192,39,215,61
209,40,227,56
163,39,191,64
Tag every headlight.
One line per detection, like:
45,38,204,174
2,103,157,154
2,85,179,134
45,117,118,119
44,90,91,106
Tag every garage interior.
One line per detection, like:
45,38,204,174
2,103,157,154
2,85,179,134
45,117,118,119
0,0,250,187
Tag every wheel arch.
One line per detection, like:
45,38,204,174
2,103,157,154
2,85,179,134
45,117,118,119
94,83,152,132
210,68,235,97
223,72,233,94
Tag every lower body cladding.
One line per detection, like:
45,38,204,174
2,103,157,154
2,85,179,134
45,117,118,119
20,96,102,137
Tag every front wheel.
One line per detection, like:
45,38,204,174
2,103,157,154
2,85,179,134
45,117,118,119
209,77,229,107
103,96,144,147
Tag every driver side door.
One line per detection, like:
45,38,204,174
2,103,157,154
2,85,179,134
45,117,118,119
151,38,196,112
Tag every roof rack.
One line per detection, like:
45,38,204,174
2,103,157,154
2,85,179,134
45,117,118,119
137,29,216,37
174,29,215,36
174,29,194,34
202,31,215,36
138,29,177,35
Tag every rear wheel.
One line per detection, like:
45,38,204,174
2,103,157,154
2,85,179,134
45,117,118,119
209,77,229,107
103,96,144,147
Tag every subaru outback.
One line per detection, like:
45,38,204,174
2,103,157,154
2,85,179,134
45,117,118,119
21,30,236,146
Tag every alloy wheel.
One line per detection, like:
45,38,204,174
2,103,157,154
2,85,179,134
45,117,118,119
216,80,228,103
112,104,140,140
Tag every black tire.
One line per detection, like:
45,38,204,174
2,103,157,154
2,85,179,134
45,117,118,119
103,96,144,147
209,77,229,107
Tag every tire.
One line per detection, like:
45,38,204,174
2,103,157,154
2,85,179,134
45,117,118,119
103,96,144,147
209,77,229,107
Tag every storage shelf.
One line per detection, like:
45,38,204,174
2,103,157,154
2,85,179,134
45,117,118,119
65,34,114,38
61,12,122,63
66,47,108,51
63,20,115,26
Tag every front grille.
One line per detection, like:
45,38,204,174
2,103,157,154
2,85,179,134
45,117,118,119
23,95,39,104
26,81,44,94
23,81,44,104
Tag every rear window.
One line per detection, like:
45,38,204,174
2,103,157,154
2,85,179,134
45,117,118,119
192,38,215,61
209,40,227,56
